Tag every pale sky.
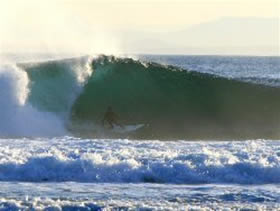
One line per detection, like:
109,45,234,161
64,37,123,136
0,0,279,55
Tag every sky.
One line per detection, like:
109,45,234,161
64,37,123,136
0,0,279,55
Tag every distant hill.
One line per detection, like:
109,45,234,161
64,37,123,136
121,17,279,55
173,17,278,47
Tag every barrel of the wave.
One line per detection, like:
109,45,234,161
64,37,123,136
68,55,280,139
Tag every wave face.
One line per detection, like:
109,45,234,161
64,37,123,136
17,55,280,139
0,138,279,184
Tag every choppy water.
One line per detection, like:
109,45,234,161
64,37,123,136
140,55,280,87
1,182,280,210
0,137,280,210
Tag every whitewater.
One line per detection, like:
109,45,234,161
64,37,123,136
0,54,279,210
0,138,279,210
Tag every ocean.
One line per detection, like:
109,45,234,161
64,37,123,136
0,54,279,210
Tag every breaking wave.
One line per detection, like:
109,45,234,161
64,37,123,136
1,55,280,139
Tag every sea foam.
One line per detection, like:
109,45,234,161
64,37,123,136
0,138,279,184
0,64,66,137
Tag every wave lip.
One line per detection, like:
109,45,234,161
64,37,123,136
0,138,279,184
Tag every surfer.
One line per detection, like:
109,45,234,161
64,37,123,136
102,106,123,129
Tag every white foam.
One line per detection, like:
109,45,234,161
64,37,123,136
0,138,279,184
0,138,279,209
72,55,94,84
0,64,66,137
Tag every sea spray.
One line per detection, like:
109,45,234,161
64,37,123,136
0,64,66,137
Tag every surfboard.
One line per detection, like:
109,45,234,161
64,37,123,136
111,124,145,133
